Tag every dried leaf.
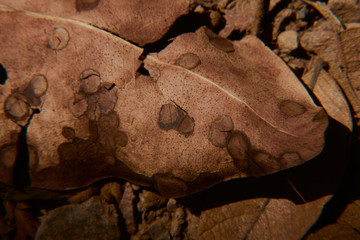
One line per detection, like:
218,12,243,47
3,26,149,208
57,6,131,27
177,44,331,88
300,5,360,120
0,0,189,45
0,9,328,197
306,199,360,240
302,57,352,130
35,196,120,240
198,196,331,240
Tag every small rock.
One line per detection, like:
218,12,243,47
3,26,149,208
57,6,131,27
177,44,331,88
277,30,299,52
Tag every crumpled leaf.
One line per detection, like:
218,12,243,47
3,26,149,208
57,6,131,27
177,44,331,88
35,196,120,240
306,199,360,240
0,0,189,45
0,9,328,197
198,196,331,240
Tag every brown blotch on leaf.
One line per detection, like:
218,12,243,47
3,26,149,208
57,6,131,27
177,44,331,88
98,112,120,132
205,28,235,53
279,152,302,169
68,96,88,118
189,173,223,195
152,173,188,198
80,69,101,94
280,100,306,117
115,130,128,147
0,144,38,169
208,115,234,148
4,93,30,120
30,75,48,97
48,28,69,50
158,103,184,130
76,0,101,11
97,88,117,114
62,127,75,140
313,109,328,121
178,115,195,136
249,150,280,177
176,53,201,70
227,131,251,171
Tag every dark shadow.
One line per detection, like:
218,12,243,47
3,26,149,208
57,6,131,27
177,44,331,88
178,117,352,215
0,63,7,85
13,109,40,190
141,12,210,58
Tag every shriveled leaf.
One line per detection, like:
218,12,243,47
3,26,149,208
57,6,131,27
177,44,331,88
306,199,360,240
302,57,352,130
0,10,328,197
198,196,331,240
0,0,189,45
35,196,120,240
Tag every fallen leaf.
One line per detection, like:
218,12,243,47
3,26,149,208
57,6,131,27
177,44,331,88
198,196,331,240
0,8,328,197
306,199,360,240
35,196,120,240
300,2,360,121
302,57,353,131
0,0,189,45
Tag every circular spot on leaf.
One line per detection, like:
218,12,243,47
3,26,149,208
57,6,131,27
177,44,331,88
115,130,128,147
208,115,234,147
249,150,280,176
176,53,201,69
227,131,250,171
280,100,306,117
279,152,302,169
62,127,75,140
178,115,195,136
76,0,101,11
68,97,88,118
158,103,184,130
80,69,101,94
4,93,30,120
48,28,69,50
30,75,48,97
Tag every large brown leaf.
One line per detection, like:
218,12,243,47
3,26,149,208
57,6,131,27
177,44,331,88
0,0,189,46
0,8,328,197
